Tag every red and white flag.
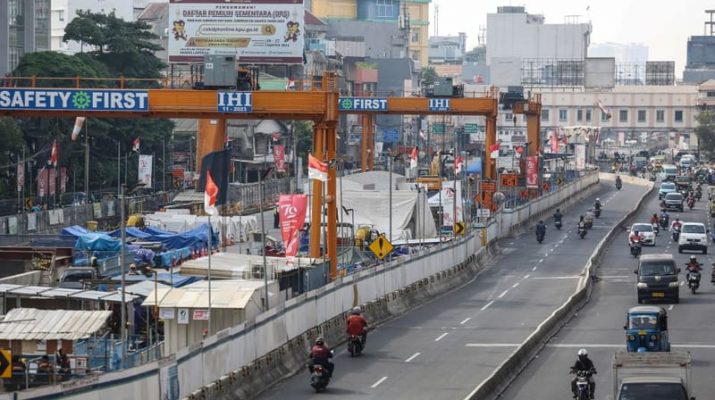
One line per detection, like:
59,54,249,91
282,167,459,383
285,79,295,91
455,155,464,174
410,147,418,169
203,170,219,216
49,141,59,167
308,153,328,182
489,143,500,159
132,137,141,153
71,117,85,141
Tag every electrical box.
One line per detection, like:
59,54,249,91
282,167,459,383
203,54,236,88
432,77,454,97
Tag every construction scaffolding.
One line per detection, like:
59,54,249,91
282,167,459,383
645,61,676,86
521,58,584,88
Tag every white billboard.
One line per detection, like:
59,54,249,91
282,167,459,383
168,0,305,64
138,155,153,189
575,144,586,170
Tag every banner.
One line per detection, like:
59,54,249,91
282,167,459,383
550,131,559,153
168,0,305,64
60,167,67,194
48,168,57,196
441,181,463,227
138,155,153,188
526,156,539,188
16,162,24,191
278,194,308,257
37,168,48,197
273,145,286,172
575,144,586,170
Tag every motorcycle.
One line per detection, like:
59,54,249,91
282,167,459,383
555,220,563,230
578,226,587,239
537,231,545,243
659,217,669,230
310,363,331,392
652,222,659,235
615,181,622,191
594,208,601,218
672,227,681,242
570,369,593,400
347,335,363,357
696,189,702,201
688,198,695,210
584,218,594,230
687,270,701,294
630,240,642,258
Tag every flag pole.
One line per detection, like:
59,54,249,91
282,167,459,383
207,214,212,335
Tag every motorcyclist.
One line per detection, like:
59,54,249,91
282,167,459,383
553,209,563,223
578,216,586,230
660,210,670,226
629,230,642,246
671,218,682,232
584,209,594,227
570,348,596,399
346,306,368,346
309,337,334,378
536,220,547,240
686,256,702,273
594,198,602,211
615,175,622,188
650,213,659,225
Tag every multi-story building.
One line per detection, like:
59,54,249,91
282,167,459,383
308,0,430,67
428,32,466,65
0,0,51,76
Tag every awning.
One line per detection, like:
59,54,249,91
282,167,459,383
0,308,112,341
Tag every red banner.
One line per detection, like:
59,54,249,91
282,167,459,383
16,163,24,190
37,168,47,197
526,156,539,188
273,145,286,172
550,131,559,153
278,194,308,258
60,167,67,194
49,168,57,196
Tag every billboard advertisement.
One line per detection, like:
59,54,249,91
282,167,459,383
168,0,304,64
575,144,586,170
526,156,539,188
278,194,308,258
138,155,153,188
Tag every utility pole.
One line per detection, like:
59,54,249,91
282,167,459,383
162,138,167,192
84,120,90,197
119,184,127,369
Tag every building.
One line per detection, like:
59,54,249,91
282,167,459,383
428,33,466,65
486,6,591,86
308,0,430,67
684,35,715,84
136,2,169,63
590,42,649,85
0,0,51,76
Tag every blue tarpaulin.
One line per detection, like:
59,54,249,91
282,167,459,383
466,158,483,174
110,223,217,251
61,225,91,237
74,233,121,252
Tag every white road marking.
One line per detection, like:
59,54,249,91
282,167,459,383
668,304,674,310
524,274,531,279
498,290,509,298
512,282,520,288
465,343,519,347
434,332,449,342
459,317,471,325
538,259,544,263
598,275,630,279
532,266,538,271
481,300,495,311
680,281,685,286
532,276,581,280
371,376,388,388
405,352,421,363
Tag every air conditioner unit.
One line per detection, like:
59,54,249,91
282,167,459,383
252,265,264,279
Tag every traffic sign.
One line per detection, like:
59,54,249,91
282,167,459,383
24,198,32,210
454,222,465,235
369,234,394,260
0,349,11,378
476,209,491,218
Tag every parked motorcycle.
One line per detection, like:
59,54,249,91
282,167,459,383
687,271,701,294
630,240,642,258
347,335,363,357
570,369,594,400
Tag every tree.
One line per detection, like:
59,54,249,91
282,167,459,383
0,118,25,198
695,108,715,157
420,66,440,86
294,121,314,161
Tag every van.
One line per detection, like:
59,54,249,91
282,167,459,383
635,254,680,304
660,165,677,182
678,222,708,254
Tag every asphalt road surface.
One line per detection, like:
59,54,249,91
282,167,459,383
501,182,714,400
257,180,650,400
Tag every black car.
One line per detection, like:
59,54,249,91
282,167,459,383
635,254,680,303
661,192,684,212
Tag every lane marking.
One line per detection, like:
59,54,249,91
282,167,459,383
371,376,388,388
512,282,520,288
405,352,420,363
680,281,685,286
668,304,674,310
481,300,495,311
498,290,509,298
434,332,449,342
532,276,581,280
460,317,471,325
538,259,544,263
532,266,538,271
598,275,630,279
524,274,531,279
465,343,519,347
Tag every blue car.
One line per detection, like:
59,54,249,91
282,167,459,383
658,182,677,200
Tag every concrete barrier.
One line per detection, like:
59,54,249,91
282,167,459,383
463,173,655,400
6,172,600,400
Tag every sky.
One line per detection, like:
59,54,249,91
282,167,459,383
431,0,714,75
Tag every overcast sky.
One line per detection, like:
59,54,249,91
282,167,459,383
432,0,714,75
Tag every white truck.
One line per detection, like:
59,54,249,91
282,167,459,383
612,352,695,400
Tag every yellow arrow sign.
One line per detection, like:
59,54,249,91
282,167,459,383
454,222,465,235
369,234,394,260
0,349,11,378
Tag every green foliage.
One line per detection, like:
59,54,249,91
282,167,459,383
695,109,715,157
420,66,439,86
0,118,25,198
294,121,314,161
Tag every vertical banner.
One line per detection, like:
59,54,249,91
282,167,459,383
575,144,586,170
138,155,153,188
60,167,67,194
273,145,286,172
278,194,308,258
37,168,48,197
16,162,24,191
441,181,463,227
49,168,57,196
550,131,559,153
526,155,539,188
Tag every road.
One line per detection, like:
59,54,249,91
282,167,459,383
501,182,714,400
257,180,650,400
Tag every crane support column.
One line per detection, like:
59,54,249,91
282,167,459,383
485,115,497,181
309,123,325,259
527,112,541,159
326,121,338,279
361,114,374,172
196,118,226,173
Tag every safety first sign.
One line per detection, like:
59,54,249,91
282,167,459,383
0,89,149,112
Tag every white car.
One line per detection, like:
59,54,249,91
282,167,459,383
678,222,708,254
629,223,656,246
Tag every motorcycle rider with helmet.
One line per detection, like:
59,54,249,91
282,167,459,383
570,348,597,399
346,306,368,347
309,337,334,378
686,256,702,273
535,220,547,241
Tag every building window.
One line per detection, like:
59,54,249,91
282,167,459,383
411,30,420,43
585,109,592,122
601,111,610,122
656,110,665,123
504,113,513,123
619,110,628,123
58,10,64,22
577,109,583,122
541,109,549,122
674,110,683,123
558,109,567,122
707,91,715,98
376,0,394,18
637,110,646,123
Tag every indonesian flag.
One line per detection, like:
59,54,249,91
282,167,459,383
455,155,463,174
285,79,295,90
410,147,418,169
203,170,219,216
49,141,59,167
489,143,500,158
132,137,141,153
514,146,524,158
71,117,85,141
308,153,328,182
596,101,611,120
